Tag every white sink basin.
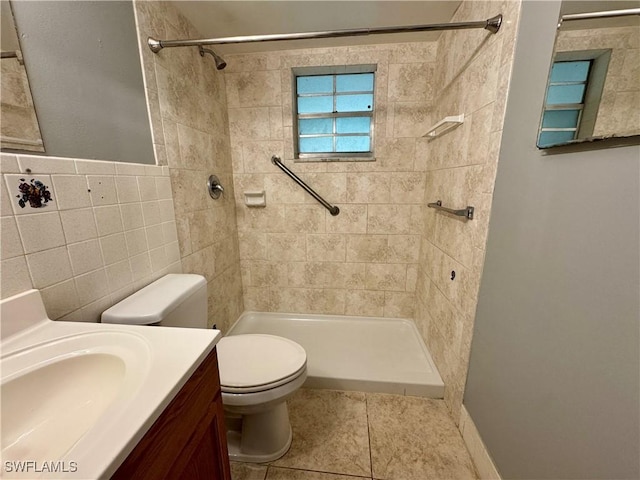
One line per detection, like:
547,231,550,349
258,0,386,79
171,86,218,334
2,332,150,466
0,290,221,479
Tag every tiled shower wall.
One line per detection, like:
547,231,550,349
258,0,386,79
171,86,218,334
0,153,181,321
134,1,243,331
226,0,522,419
226,42,438,317
415,0,522,420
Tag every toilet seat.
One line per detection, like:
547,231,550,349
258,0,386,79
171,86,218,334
217,334,307,394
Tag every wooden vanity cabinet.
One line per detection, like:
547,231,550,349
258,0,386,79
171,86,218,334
112,347,231,480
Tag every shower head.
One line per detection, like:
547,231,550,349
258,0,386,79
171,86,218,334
198,46,227,70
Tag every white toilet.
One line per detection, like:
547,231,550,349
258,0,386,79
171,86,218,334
101,273,307,463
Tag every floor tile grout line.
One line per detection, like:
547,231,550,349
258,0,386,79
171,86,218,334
365,394,375,480
268,463,373,478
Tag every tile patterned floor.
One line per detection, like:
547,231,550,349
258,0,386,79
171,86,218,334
230,389,477,480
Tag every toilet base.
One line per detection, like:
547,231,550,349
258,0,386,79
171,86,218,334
224,401,293,463
226,426,292,463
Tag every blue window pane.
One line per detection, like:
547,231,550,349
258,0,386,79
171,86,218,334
542,109,580,128
550,61,591,83
546,84,586,105
336,117,370,134
336,136,370,152
297,75,333,94
299,118,333,134
298,96,333,114
538,130,576,147
336,73,374,92
336,94,373,112
299,136,333,153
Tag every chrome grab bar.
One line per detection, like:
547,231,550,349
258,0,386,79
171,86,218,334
428,200,474,220
271,156,340,216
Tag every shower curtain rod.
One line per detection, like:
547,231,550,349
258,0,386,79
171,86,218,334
560,8,640,23
148,14,502,53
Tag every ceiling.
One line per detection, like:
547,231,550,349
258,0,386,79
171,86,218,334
173,1,463,54
172,1,639,54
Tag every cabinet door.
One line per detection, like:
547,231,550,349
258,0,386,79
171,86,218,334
177,394,229,479
112,348,230,480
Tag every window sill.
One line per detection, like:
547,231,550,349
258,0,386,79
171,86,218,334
294,156,376,163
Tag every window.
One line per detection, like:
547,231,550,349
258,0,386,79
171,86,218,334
537,50,611,148
538,60,592,147
293,66,376,160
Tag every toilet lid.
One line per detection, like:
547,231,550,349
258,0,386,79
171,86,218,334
217,334,307,393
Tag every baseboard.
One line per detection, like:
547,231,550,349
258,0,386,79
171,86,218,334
459,405,502,480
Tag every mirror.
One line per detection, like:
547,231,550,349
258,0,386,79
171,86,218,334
0,1,155,164
537,1,640,148
0,1,43,153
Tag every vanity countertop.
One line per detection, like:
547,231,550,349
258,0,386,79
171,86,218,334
1,289,221,479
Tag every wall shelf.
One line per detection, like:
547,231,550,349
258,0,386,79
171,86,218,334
423,114,465,140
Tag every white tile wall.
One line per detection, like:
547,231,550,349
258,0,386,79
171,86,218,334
0,152,181,322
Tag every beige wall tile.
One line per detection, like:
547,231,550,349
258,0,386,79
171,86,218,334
325,205,368,234
17,212,66,254
40,279,79,319
75,268,109,306
94,205,124,236
226,70,281,108
141,200,161,226
345,289,385,317
306,234,346,262
114,176,141,204
106,260,133,292
60,208,98,244
346,173,391,204
228,107,272,140
346,235,388,263
51,175,91,210
87,175,118,206
0,256,32,299
18,155,76,175
266,233,306,262
284,205,325,233
67,240,104,275
1,216,23,260
120,203,145,231
365,263,407,291
100,233,129,265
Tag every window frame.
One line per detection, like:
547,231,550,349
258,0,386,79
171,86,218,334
292,65,377,161
537,49,611,149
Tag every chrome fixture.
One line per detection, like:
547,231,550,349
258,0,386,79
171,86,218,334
428,200,474,220
207,175,224,199
271,156,339,216
560,8,640,26
148,14,502,53
198,46,227,70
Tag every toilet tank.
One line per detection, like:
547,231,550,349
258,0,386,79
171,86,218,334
101,274,207,328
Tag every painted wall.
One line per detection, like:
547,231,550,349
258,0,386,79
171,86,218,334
134,1,243,331
414,0,522,420
10,1,155,164
464,1,640,478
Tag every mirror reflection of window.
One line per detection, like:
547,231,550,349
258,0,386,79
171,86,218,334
537,3,640,149
539,60,592,147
